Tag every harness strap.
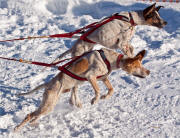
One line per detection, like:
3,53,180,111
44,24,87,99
0,22,98,42
116,54,124,68
80,13,136,43
49,22,98,39
0,50,111,81
59,50,111,81
60,68,88,81
0,13,136,43
128,12,137,26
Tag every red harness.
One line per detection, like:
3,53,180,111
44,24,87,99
0,13,136,43
0,13,130,80
0,50,123,81
80,12,136,43
59,50,112,81
116,54,124,68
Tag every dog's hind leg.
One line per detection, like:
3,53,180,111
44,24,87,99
69,86,82,108
14,80,63,132
29,81,64,125
14,112,35,132
69,88,75,106
14,108,47,132
100,77,114,100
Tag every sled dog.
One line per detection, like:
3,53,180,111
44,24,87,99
52,3,166,64
14,48,150,131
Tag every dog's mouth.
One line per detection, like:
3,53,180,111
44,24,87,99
133,74,146,78
152,20,167,29
159,24,166,29
157,21,167,29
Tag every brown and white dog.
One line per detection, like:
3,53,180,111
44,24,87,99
52,3,167,63
14,48,150,131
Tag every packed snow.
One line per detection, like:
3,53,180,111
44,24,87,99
0,0,180,137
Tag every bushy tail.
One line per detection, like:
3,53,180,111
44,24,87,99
17,83,46,96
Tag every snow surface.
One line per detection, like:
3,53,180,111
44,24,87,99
0,0,180,137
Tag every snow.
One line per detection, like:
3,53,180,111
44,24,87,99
0,0,180,137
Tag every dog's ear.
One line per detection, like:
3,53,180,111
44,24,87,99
135,50,146,61
156,6,164,11
143,3,156,19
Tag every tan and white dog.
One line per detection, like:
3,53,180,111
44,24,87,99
52,3,167,63
15,48,150,131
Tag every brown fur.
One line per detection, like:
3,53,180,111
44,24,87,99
123,59,142,74
122,50,150,77
143,3,156,18
70,58,89,75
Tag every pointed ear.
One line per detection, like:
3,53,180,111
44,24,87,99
135,50,146,61
156,6,164,11
143,3,156,19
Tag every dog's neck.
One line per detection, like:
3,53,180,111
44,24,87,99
102,48,127,70
129,10,147,26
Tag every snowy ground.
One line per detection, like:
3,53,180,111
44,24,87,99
0,0,180,137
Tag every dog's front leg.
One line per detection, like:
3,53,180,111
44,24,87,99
128,43,134,57
88,75,100,105
117,40,134,57
101,77,114,100
121,43,134,58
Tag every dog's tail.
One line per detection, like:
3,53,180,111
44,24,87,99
53,48,73,63
41,48,73,72
17,83,46,96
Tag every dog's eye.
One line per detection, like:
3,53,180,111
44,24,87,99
146,14,154,19
145,11,159,20
153,15,158,19
133,64,140,68
134,65,138,68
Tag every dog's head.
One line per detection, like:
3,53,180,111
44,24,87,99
122,50,150,78
143,3,167,28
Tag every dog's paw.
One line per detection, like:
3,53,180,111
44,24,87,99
76,102,82,108
30,122,39,127
69,99,75,106
91,97,98,105
101,95,107,99
14,125,20,132
101,94,111,99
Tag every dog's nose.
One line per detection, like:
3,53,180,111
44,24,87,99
164,21,167,25
146,70,150,75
